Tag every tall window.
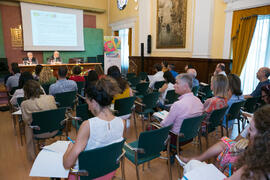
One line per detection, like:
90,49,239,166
240,15,270,94
119,28,129,74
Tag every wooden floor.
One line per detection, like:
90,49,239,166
0,109,229,180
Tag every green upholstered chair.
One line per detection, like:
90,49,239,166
138,72,149,82
126,73,136,80
124,124,172,180
135,82,149,98
154,81,165,90
128,77,140,88
242,96,260,113
73,139,126,180
192,85,199,96
164,90,179,108
114,96,136,136
31,107,67,147
71,103,93,132
41,84,50,95
76,81,85,96
134,92,160,131
223,100,246,136
54,91,77,109
171,114,207,155
202,106,228,147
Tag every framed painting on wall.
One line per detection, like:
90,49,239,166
156,0,187,48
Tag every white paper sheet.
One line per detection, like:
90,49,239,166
12,109,22,115
30,141,70,178
43,141,70,154
182,164,226,180
153,110,169,120
30,149,69,178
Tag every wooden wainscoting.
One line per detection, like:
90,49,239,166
129,56,232,83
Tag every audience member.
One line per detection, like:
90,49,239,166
203,74,228,120
69,66,85,82
149,63,165,89
261,84,270,104
85,70,99,91
49,66,77,95
107,66,133,103
10,72,34,105
160,73,203,134
228,105,270,179
180,95,270,178
33,64,43,81
48,51,62,64
214,63,226,76
187,68,199,88
161,61,169,72
158,71,175,106
222,74,244,128
184,64,193,72
168,64,178,78
21,80,57,161
6,63,21,92
39,67,56,85
94,64,105,79
244,67,270,98
63,77,123,179
23,52,38,64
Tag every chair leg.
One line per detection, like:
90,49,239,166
206,135,209,149
135,165,140,180
142,163,144,171
147,161,150,168
167,137,172,180
220,125,224,137
121,156,125,180
237,119,241,134
198,134,202,152
12,115,17,136
141,115,145,132
133,111,138,138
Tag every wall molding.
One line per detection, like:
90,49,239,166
109,17,137,56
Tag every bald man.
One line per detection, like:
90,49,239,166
214,63,226,76
23,52,38,64
187,68,199,88
245,67,270,98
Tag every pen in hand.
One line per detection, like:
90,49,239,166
67,137,75,144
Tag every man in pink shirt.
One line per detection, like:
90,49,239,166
161,73,203,134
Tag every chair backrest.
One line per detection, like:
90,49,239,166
135,82,149,96
114,96,136,116
31,107,66,135
192,86,199,96
76,81,85,95
17,97,24,106
126,73,136,79
154,81,165,90
76,103,92,125
97,55,104,68
54,91,77,108
142,92,160,109
164,90,178,105
179,114,206,142
207,106,228,133
227,100,246,120
137,125,172,159
87,57,97,63
243,96,260,113
78,139,125,180
128,77,140,87
139,72,149,82
41,84,51,95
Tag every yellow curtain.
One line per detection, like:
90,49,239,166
231,15,257,76
128,28,132,56
231,5,270,76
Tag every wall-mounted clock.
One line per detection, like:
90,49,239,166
117,0,128,10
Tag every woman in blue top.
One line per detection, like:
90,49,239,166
222,74,244,128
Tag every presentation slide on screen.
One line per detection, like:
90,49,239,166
31,10,77,46
21,2,84,51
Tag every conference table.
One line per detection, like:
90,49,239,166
19,63,102,76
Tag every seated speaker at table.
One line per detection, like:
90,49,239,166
47,51,62,64
23,52,38,65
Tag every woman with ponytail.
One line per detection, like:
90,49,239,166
63,77,123,180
